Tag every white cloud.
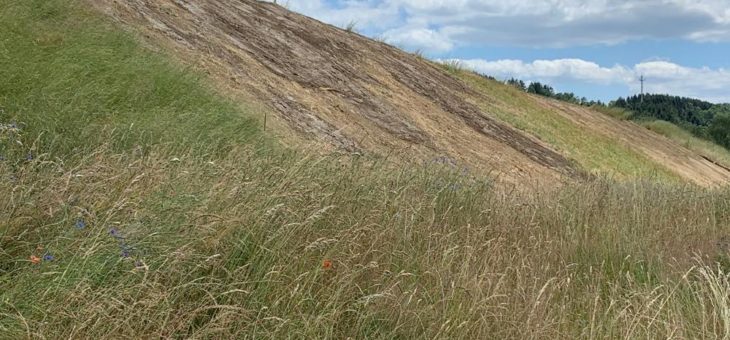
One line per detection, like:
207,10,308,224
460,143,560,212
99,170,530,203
382,27,454,52
454,58,730,102
457,58,632,84
278,0,730,50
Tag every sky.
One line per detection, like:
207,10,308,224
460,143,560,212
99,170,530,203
269,0,730,103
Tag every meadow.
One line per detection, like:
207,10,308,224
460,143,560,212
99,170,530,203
3,0,730,338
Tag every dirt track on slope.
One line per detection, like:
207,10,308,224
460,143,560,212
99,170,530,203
87,0,581,184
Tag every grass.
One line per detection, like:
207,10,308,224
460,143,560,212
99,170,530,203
4,0,730,338
439,59,466,74
452,70,678,181
344,20,358,33
0,0,261,160
592,105,634,120
640,119,730,167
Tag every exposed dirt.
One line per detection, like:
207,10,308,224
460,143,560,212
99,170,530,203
87,0,580,184
86,0,730,187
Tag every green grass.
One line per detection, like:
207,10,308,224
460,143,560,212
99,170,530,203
640,119,730,167
4,0,730,338
453,71,678,181
592,105,634,120
0,0,262,161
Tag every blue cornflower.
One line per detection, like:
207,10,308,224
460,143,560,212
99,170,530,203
43,253,54,261
75,219,86,229
25,152,33,161
121,249,131,258
110,228,123,238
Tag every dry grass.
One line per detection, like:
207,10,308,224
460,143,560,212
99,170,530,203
3,144,730,338
5,0,730,339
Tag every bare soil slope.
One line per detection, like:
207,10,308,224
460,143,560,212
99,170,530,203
88,0,730,186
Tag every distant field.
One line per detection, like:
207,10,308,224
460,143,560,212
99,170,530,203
4,1,730,339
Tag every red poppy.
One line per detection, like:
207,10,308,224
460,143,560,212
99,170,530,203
322,259,333,270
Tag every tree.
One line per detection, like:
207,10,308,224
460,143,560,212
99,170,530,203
527,82,554,97
506,78,526,91
709,114,730,149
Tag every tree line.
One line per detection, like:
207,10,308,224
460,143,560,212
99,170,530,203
612,94,730,149
501,77,730,150
506,78,605,106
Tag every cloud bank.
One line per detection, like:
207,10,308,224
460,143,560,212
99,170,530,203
282,0,730,51
455,58,730,103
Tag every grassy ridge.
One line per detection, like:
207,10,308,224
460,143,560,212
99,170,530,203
4,0,730,338
451,70,678,181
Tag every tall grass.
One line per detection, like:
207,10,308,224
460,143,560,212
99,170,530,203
4,145,730,338
344,20,358,33
438,59,466,74
4,0,730,339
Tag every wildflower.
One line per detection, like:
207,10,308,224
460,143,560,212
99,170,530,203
109,228,123,238
29,255,41,264
0,155,5,161
43,253,54,261
322,259,333,270
75,219,86,229
25,152,33,161
134,260,148,271
121,249,130,258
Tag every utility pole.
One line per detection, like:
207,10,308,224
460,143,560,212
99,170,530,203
639,74,645,103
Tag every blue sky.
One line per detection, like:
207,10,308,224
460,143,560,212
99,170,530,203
271,0,730,103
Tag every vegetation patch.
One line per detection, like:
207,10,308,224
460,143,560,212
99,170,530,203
456,72,679,180
4,0,730,338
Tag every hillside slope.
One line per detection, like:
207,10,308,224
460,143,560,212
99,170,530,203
7,1,730,338
459,72,730,187
88,0,730,186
